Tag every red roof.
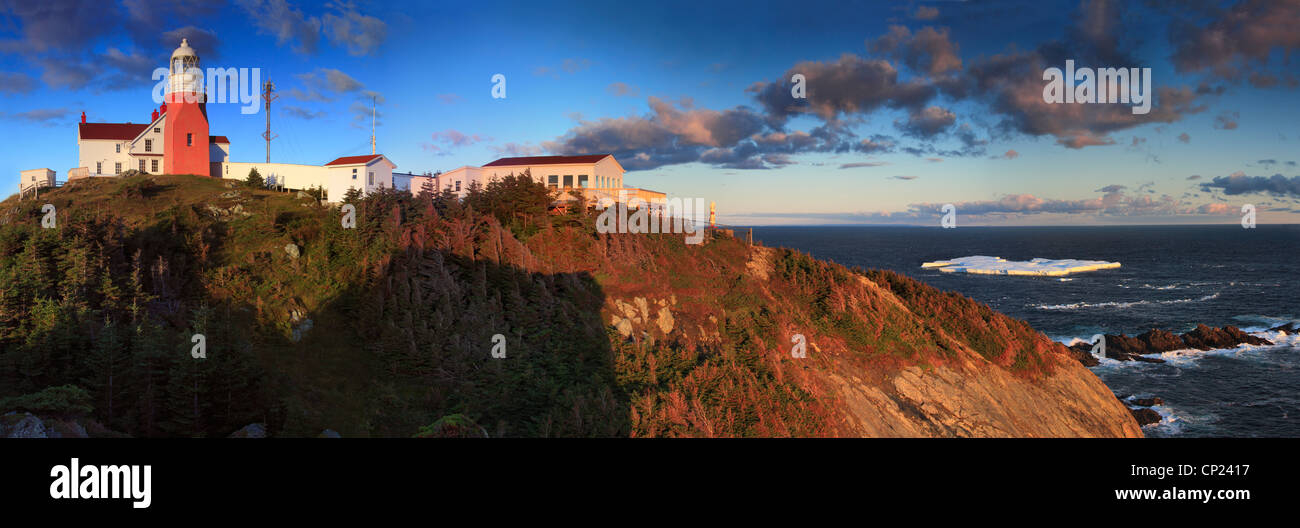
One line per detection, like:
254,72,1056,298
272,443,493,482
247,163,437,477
79,123,148,140
325,154,384,166
484,154,610,166
79,124,229,144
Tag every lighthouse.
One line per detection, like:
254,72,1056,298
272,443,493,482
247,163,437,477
163,38,211,176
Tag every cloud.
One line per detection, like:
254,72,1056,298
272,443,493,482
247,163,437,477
868,25,962,76
489,142,545,157
291,68,365,101
838,161,889,169
749,53,936,124
237,0,322,54
891,175,919,180
437,93,463,105
1213,111,1239,130
0,71,37,94
282,105,324,120
1057,132,1116,149
561,58,592,73
1200,171,1300,198
430,129,490,147
1196,203,1235,215
322,4,387,56
1168,0,1300,86
1178,132,1191,143
1186,174,1202,180
542,96,771,170
0,1,226,91
909,185,1189,217
0,107,73,125
896,105,956,138
607,82,639,97
998,149,1019,160
912,6,939,21
535,58,592,77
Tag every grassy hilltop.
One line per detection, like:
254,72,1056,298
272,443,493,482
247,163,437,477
0,173,1140,437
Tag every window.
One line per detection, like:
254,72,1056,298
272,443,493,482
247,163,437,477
368,172,374,185
139,159,145,172
145,139,152,152
547,175,558,189
151,160,159,173
154,127,160,133
114,162,121,174
578,175,589,188
352,168,357,180
455,180,461,192
96,162,102,174
115,144,121,153
563,175,573,188
186,133,193,146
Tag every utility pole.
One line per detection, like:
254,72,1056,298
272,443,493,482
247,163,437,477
370,95,377,155
261,80,278,163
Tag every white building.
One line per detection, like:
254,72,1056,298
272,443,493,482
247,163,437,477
19,168,56,197
412,154,664,205
216,154,395,202
75,110,230,178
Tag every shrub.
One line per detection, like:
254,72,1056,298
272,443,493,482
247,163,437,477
0,385,95,417
245,167,265,189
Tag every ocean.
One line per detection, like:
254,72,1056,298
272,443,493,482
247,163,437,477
749,225,1300,437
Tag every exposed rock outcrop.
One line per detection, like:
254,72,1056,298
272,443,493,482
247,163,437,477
1066,325,1271,363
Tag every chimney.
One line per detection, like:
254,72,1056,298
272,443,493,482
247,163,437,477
160,102,167,114
80,111,86,124
152,109,159,121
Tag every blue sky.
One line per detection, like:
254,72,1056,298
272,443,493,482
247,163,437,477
3,0,1299,225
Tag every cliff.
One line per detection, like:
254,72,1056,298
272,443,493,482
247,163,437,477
0,174,1140,437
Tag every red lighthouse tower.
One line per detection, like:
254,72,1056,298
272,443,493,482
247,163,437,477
163,39,211,176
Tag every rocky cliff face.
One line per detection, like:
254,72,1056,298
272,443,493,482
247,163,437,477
590,244,1140,438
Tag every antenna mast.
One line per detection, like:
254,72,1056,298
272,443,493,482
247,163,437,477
370,95,377,155
261,80,278,163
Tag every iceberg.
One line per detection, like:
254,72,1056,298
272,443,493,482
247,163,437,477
920,255,1121,276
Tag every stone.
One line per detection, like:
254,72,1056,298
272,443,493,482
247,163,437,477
615,318,634,338
284,243,300,259
1129,408,1161,426
291,318,313,343
1130,397,1163,407
656,306,674,335
220,190,241,199
6,413,47,438
229,423,267,438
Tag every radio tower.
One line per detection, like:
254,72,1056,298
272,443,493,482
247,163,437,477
261,80,278,163
370,95,377,154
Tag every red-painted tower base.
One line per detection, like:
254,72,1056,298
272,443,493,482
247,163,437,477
164,92,210,176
